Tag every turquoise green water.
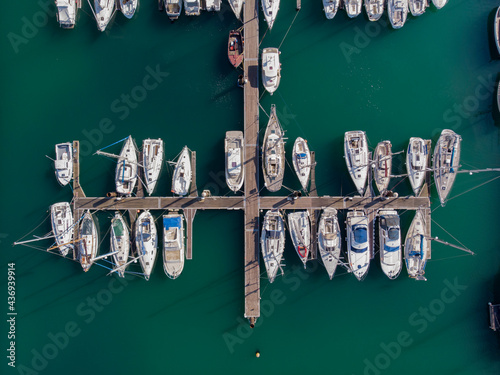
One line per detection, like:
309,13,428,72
2,0,500,374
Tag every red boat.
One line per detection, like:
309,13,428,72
228,30,244,68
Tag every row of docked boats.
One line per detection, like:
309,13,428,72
344,129,462,206
322,0,448,29
260,206,429,282
49,202,186,279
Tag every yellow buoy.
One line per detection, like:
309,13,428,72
255,351,260,358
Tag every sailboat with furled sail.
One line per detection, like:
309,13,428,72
78,210,98,272
54,142,73,186
344,130,368,196
408,0,427,16
364,0,384,21
262,0,280,30
323,0,340,19
115,136,138,196
93,0,115,31
50,202,74,257
373,140,392,195
119,0,138,19
346,210,370,281
288,211,311,268
344,0,362,18
261,210,285,283
135,211,157,281
388,0,408,29
292,137,311,191
433,129,461,207
262,105,285,192
110,212,130,278
406,137,429,196
317,209,341,280
171,146,192,196
142,138,164,196
228,0,243,20
404,209,429,281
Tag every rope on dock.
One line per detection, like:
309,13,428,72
278,10,300,50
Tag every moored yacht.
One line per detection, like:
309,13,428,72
364,0,384,21
55,0,77,29
50,202,74,257
204,0,221,11
408,0,427,16
78,210,98,272
262,0,280,30
288,211,311,268
373,140,392,195
388,0,408,29
431,0,447,9
171,146,192,196
54,142,73,186
495,6,500,55
116,136,138,196
292,137,311,191
135,211,157,281
262,105,285,192
323,0,340,19
142,138,164,196
317,208,341,280
94,0,115,32
346,210,370,281
119,0,137,18
110,212,130,278
184,0,200,15
404,209,429,281
344,131,368,196
165,0,182,20
433,129,461,207
228,0,243,20
163,213,185,279
406,137,429,196
262,47,281,95
344,0,362,18
261,210,285,283
225,131,244,193
378,210,402,280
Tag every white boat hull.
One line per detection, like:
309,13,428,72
433,129,461,207
408,0,427,16
262,0,279,29
78,211,98,272
228,0,243,20
165,0,182,19
54,142,73,186
404,209,429,280
262,47,281,95
406,137,429,196
288,211,311,268
318,209,341,280
163,214,185,279
135,211,157,280
115,136,138,196
388,0,408,29
364,0,384,21
323,0,340,19
345,0,362,18
346,211,370,281
111,212,130,278
142,138,164,196
344,131,368,196
184,0,200,15
373,140,392,195
172,146,192,196
431,0,447,9
225,131,245,192
119,0,138,19
94,0,115,31
292,137,311,191
261,211,285,283
56,0,77,29
378,210,402,280
262,105,285,192
50,202,74,257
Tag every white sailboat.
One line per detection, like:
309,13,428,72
406,137,429,196
261,0,280,30
378,210,402,280
225,131,244,193
346,210,370,281
292,137,311,191
262,48,281,95
184,0,200,15
171,146,192,196
404,209,429,281
142,138,164,196
119,0,138,19
204,0,221,11
495,6,500,55
364,0,384,21
323,0,340,19
165,0,182,20
262,105,285,192
54,142,73,186
344,131,368,196
228,0,243,20
344,0,362,18
373,140,392,195
115,136,138,196
433,129,461,207
50,202,74,257
55,0,77,29
317,209,341,280
94,0,115,32
110,212,130,278
431,0,447,9
388,0,408,29
135,211,157,281
288,211,311,268
408,0,427,16
163,213,185,279
78,210,98,272
261,210,285,283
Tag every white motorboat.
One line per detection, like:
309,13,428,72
171,146,192,196
406,137,429,196
346,210,370,281
495,6,500,55
378,210,402,280
110,212,130,278
184,0,200,15
50,202,74,257
135,211,157,280
228,0,243,19
115,136,138,196
318,208,341,280
262,0,280,30
261,210,285,283
119,0,138,19
78,210,98,272
142,138,164,196
344,131,368,196
323,0,340,19
433,129,461,207
408,0,427,16
54,142,73,186
388,0,408,29
364,0,384,21
373,140,392,195
344,0,362,18
292,137,311,191
431,0,447,9
404,209,429,281
55,0,77,29
165,0,182,20
288,211,311,268
225,131,244,193
94,0,115,31
262,47,281,95
204,0,221,11
262,105,285,192
162,213,185,279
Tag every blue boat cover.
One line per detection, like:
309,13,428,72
384,245,400,252
353,226,367,243
163,216,181,229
